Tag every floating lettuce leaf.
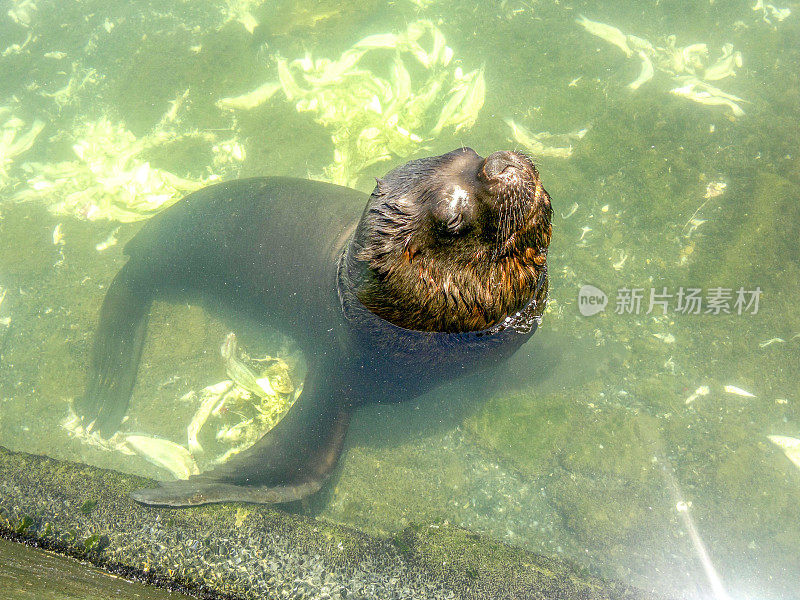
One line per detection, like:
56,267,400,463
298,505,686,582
217,20,486,187
14,115,245,223
0,107,44,187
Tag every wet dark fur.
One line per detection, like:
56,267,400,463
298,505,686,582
355,151,552,332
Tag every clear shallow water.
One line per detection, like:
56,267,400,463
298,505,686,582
1,1,799,599
0,537,194,600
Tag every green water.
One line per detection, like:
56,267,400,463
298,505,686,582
1,0,799,599
0,537,194,600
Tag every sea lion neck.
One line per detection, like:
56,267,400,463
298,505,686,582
348,148,553,333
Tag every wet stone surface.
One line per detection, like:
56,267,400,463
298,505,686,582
0,445,665,600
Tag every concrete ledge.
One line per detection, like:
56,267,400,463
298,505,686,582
0,445,666,600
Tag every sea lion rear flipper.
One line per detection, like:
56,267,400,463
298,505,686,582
75,263,153,438
131,365,353,506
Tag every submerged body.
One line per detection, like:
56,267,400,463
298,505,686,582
77,148,552,506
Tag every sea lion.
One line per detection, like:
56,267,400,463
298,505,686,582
76,147,552,506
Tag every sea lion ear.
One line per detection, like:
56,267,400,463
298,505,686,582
402,235,419,262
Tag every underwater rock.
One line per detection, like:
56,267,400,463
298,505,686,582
0,444,667,600
689,171,800,291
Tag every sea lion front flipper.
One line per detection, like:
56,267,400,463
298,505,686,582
75,263,154,438
131,365,354,506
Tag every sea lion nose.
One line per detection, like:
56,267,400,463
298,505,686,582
481,151,522,180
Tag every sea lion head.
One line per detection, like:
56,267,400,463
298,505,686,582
350,147,552,333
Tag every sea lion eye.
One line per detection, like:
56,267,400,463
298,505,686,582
446,212,464,231
433,185,473,234
433,204,470,235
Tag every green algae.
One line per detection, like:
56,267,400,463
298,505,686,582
690,170,800,289
465,392,667,548
80,499,98,515
465,391,575,476
0,444,663,599
1,1,799,597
